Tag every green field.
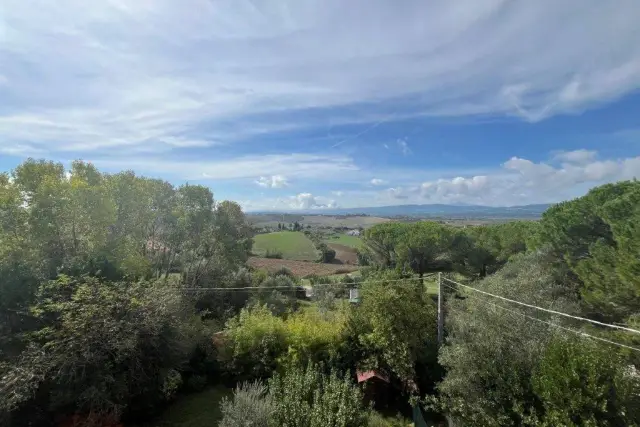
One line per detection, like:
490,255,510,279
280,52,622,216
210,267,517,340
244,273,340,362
153,386,232,427
253,231,318,261
323,233,363,248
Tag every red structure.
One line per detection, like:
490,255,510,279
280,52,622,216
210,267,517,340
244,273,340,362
357,370,390,383
357,369,391,409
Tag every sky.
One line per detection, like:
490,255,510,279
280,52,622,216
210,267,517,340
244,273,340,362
1,0,640,211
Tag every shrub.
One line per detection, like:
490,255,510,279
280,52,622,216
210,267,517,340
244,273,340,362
161,369,183,400
271,266,297,281
220,305,347,379
219,305,287,380
219,381,273,427
269,363,368,427
265,249,283,259
281,307,347,368
316,243,336,263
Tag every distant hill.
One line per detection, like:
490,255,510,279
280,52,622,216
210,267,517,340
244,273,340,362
251,203,552,219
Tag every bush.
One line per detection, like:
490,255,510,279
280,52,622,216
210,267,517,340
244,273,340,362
219,381,273,427
281,307,347,368
220,304,287,380
161,369,183,400
270,266,296,280
265,249,283,259
219,305,348,379
269,363,368,427
317,243,336,263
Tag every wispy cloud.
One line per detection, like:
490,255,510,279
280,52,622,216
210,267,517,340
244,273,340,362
397,139,411,156
92,153,358,182
1,0,639,158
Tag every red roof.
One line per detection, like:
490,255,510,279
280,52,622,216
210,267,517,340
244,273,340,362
356,370,390,383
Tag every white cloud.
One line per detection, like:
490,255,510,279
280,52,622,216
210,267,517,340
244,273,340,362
1,1,639,157
240,151,640,209
416,154,640,205
370,178,387,186
256,175,288,188
552,149,597,165
292,193,317,209
290,193,337,209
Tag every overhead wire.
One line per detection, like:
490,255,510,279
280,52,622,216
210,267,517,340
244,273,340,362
441,277,640,335
175,274,436,291
440,281,640,353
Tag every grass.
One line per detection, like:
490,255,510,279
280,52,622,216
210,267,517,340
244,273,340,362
153,385,233,427
253,231,318,261
323,233,363,249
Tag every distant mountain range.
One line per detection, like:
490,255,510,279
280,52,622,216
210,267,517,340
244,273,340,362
251,203,553,219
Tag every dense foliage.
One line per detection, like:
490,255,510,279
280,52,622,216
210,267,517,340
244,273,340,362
0,159,252,425
2,158,639,426
268,363,368,427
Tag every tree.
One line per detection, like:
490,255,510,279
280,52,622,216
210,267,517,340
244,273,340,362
347,274,437,387
362,223,409,268
0,276,200,423
395,221,451,283
0,159,256,425
451,221,535,279
534,180,640,323
434,251,580,426
531,335,640,426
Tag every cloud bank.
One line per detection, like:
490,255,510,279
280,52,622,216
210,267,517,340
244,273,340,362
1,0,639,157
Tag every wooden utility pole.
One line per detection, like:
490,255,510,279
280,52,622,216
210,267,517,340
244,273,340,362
437,272,443,345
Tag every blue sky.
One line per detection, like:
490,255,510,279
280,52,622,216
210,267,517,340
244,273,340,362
1,0,639,210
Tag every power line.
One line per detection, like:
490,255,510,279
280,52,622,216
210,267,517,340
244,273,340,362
175,274,436,291
440,282,640,353
442,277,640,335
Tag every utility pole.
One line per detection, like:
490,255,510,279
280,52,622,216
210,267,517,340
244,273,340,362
437,272,443,345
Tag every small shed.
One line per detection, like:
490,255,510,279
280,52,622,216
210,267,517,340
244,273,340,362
357,370,391,409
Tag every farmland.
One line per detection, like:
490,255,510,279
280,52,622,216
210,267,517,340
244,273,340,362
247,213,390,229
323,233,362,248
252,231,318,261
247,257,358,277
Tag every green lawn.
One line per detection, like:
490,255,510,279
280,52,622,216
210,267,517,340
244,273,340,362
323,233,363,249
253,231,318,261
153,386,233,427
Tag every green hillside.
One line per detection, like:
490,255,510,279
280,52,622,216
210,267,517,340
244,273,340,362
253,231,318,261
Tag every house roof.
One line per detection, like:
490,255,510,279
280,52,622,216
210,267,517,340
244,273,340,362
356,370,390,383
